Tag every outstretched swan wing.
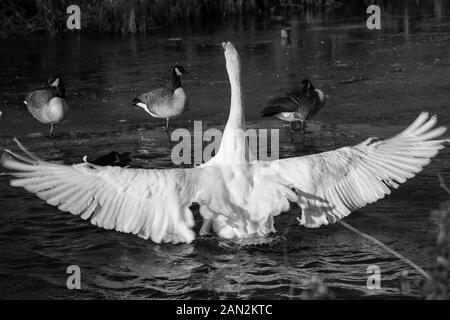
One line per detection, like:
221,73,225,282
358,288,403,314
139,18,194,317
0,150,201,244
269,112,448,227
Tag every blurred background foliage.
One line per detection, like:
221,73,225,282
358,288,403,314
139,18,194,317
0,0,342,38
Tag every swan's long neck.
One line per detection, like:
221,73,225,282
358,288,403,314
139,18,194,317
209,50,252,165
226,68,244,129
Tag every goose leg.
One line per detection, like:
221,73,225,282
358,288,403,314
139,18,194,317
164,118,171,139
288,122,295,133
300,121,307,144
288,122,295,143
300,120,305,134
49,123,55,137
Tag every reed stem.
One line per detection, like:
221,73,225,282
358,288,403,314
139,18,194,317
337,220,432,280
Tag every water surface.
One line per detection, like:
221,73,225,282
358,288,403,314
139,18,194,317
0,1,449,299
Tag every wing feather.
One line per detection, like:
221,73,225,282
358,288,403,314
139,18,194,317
1,151,201,244
268,112,448,227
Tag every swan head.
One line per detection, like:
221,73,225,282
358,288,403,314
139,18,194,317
173,65,187,76
47,75,65,98
222,42,241,78
222,42,239,61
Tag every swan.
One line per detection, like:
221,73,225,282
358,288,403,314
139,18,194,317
261,79,325,133
23,75,69,137
1,42,448,244
132,65,188,136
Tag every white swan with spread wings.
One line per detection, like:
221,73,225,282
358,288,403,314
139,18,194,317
1,42,447,244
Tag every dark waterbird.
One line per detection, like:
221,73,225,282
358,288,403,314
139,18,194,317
23,75,69,137
84,151,131,167
261,79,325,133
132,65,189,137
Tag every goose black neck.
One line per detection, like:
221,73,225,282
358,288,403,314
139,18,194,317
56,84,66,98
303,80,315,92
49,83,65,98
172,70,182,89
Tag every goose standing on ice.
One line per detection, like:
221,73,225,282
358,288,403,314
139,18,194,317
1,42,447,244
24,75,69,137
133,65,188,137
261,79,325,133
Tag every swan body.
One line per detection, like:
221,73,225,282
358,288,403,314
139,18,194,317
261,79,325,132
1,43,447,244
24,76,69,136
133,65,188,134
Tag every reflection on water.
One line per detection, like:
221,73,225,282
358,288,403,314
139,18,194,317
0,1,449,299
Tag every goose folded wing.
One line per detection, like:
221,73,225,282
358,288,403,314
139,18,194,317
269,112,448,227
0,151,199,244
138,88,173,106
265,93,312,114
25,88,55,106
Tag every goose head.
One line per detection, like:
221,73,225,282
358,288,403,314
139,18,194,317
302,79,315,91
173,65,187,77
302,79,325,104
47,75,66,98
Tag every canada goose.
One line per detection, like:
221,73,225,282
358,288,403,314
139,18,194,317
261,79,325,133
132,65,188,137
24,75,69,137
1,42,447,244
281,27,292,46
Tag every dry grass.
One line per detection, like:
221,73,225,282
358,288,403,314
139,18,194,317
0,0,341,38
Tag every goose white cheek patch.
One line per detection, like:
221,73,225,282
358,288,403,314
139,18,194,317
315,89,325,103
50,78,60,87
